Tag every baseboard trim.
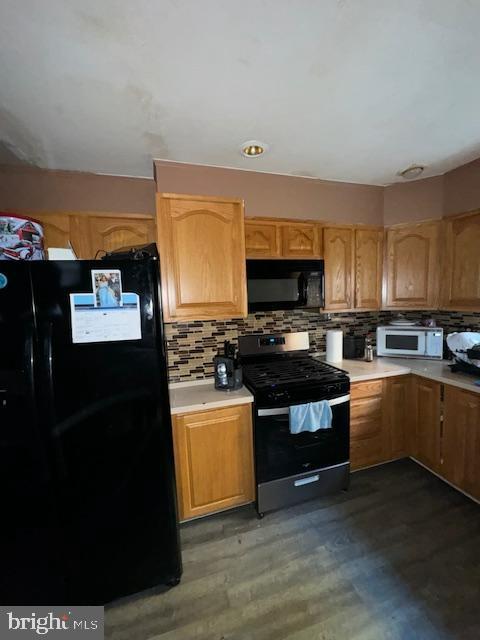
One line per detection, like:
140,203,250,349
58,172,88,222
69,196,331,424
409,457,480,506
350,456,406,474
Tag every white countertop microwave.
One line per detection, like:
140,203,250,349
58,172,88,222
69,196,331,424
376,326,444,359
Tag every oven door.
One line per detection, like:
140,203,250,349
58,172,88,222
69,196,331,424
377,329,426,357
254,394,350,484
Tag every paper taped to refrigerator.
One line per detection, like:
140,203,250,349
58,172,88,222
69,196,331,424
70,292,142,343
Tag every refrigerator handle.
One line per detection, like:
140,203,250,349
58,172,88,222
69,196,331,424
42,321,56,425
23,322,35,397
41,320,67,478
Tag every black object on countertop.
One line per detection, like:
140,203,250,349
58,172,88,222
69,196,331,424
0,256,181,605
214,340,243,390
449,359,480,376
343,334,366,359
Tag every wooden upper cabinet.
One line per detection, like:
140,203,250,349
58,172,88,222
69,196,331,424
442,211,480,311
244,221,281,257
281,223,320,258
323,226,354,310
244,218,322,259
83,215,156,259
29,212,156,259
156,193,247,322
172,404,254,520
33,213,72,252
442,385,480,500
383,221,440,309
354,227,383,310
73,214,156,259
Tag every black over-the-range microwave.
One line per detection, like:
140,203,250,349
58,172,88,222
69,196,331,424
246,259,325,312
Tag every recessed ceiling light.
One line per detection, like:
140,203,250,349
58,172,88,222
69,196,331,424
398,164,425,180
241,140,267,158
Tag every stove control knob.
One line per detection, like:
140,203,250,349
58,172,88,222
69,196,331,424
268,390,289,401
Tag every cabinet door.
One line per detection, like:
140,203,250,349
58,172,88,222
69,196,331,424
281,223,321,258
355,228,383,310
73,215,156,259
157,193,247,321
412,377,441,472
33,213,72,252
384,376,410,459
323,226,354,310
172,405,254,520
384,222,440,309
350,380,388,470
245,221,281,258
442,386,480,499
442,212,480,311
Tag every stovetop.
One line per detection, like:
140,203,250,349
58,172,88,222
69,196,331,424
238,331,350,407
242,355,347,388
241,354,350,407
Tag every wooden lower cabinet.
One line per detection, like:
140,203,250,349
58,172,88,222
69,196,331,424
350,379,388,470
350,375,421,471
384,376,411,459
411,377,441,472
441,385,480,500
172,404,254,520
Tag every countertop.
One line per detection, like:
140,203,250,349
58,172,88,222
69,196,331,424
169,379,254,415
169,357,480,416
325,356,480,394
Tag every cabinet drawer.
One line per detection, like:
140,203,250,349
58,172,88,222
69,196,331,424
351,380,383,400
350,435,384,470
351,416,382,442
350,396,382,423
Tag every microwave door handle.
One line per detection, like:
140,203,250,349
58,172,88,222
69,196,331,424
321,272,325,309
298,273,307,305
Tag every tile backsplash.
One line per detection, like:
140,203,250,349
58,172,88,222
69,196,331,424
165,309,480,383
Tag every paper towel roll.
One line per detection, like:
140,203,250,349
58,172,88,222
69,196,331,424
326,330,343,362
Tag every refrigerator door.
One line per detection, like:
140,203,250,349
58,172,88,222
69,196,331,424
0,262,65,604
30,259,181,604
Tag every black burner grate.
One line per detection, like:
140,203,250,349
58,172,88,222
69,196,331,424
242,357,346,389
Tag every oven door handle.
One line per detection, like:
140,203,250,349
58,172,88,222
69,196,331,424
257,394,350,417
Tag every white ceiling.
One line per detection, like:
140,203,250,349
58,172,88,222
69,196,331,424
1,0,480,185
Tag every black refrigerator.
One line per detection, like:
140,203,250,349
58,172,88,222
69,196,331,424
0,256,182,605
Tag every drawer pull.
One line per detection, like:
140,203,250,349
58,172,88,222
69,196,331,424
294,474,320,487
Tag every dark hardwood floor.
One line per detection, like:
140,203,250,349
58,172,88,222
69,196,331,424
106,460,480,639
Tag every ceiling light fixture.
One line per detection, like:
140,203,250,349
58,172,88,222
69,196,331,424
241,140,267,158
398,164,425,180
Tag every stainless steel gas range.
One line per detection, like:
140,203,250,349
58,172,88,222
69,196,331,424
238,331,350,517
